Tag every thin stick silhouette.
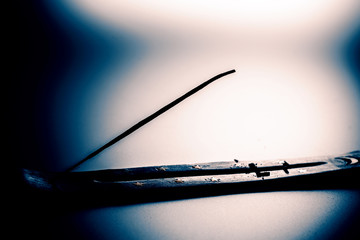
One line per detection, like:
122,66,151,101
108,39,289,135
65,69,236,172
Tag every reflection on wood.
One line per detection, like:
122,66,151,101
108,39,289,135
22,151,360,206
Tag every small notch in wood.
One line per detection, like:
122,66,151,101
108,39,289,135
249,163,270,178
282,161,290,174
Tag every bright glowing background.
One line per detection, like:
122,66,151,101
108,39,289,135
41,1,360,239
49,0,360,169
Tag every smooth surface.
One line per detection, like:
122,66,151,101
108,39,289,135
27,190,360,240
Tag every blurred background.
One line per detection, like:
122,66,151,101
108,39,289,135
12,0,360,239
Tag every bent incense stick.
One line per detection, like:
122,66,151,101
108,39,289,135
65,69,236,172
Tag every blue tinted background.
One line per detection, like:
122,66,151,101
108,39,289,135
12,1,145,171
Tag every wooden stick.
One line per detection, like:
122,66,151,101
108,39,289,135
65,69,236,172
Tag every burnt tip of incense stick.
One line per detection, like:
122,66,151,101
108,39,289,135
65,69,236,172
215,69,236,79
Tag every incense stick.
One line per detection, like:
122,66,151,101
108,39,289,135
65,69,236,172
